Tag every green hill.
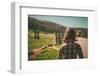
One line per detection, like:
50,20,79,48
28,16,66,33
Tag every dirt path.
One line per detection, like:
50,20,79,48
76,37,88,58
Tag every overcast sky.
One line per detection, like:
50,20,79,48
29,15,88,28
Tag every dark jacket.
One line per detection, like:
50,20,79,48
59,41,84,59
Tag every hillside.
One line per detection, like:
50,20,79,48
28,17,66,33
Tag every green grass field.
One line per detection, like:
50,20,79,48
28,30,60,60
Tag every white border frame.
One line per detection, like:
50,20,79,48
11,2,97,74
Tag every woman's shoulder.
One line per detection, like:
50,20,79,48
61,43,67,47
60,43,67,49
59,43,67,50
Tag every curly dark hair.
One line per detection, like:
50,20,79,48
65,28,76,41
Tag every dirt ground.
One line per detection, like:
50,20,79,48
76,37,88,58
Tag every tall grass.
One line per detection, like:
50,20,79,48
28,31,59,60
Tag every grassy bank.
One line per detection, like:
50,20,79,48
28,31,59,60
